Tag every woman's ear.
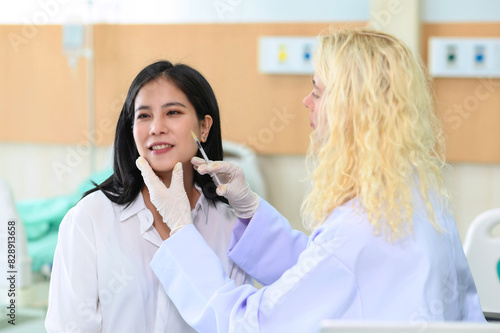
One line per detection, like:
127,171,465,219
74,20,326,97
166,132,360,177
200,115,213,143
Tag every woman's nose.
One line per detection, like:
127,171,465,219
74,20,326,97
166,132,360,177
303,93,312,111
149,117,167,135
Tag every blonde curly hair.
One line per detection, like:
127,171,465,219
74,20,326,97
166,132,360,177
301,28,449,240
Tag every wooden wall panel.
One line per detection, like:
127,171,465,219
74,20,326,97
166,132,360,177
0,25,87,144
1,22,499,161
422,23,500,163
92,23,364,154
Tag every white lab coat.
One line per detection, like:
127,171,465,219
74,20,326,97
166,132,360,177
45,189,251,332
151,192,485,333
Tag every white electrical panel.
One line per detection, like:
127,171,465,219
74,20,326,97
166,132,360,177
428,37,500,78
259,36,317,75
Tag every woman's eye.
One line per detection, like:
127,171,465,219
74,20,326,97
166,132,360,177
167,110,180,116
137,113,150,119
312,92,320,99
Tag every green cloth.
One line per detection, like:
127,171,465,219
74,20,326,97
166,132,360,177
17,194,81,241
497,260,500,283
28,231,59,273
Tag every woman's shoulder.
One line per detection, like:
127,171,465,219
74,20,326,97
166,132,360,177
325,200,368,228
76,190,115,210
66,190,123,223
59,190,133,237
57,191,108,236
311,200,372,245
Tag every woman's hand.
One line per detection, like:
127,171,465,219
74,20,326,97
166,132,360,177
136,157,192,235
192,157,260,219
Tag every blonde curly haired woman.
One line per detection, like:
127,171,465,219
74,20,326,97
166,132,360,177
136,29,485,332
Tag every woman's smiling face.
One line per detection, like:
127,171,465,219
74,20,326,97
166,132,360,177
133,77,210,179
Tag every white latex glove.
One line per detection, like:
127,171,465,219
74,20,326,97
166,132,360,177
136,157,192,235
192,157,260,219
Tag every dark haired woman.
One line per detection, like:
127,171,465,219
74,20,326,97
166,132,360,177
45,61,251,332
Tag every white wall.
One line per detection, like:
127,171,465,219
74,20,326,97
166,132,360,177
422,0,500,23
2,0,500,24
0,0,369,24
0,143,111,200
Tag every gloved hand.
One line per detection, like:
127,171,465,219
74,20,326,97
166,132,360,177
136,157,192,235
192,157,260,218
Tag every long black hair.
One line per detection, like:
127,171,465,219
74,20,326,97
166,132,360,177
84,60,226,205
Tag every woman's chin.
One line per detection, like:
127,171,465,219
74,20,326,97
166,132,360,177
151,166,174,176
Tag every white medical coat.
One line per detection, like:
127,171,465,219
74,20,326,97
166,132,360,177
45,189,251,332
151,194,485,333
